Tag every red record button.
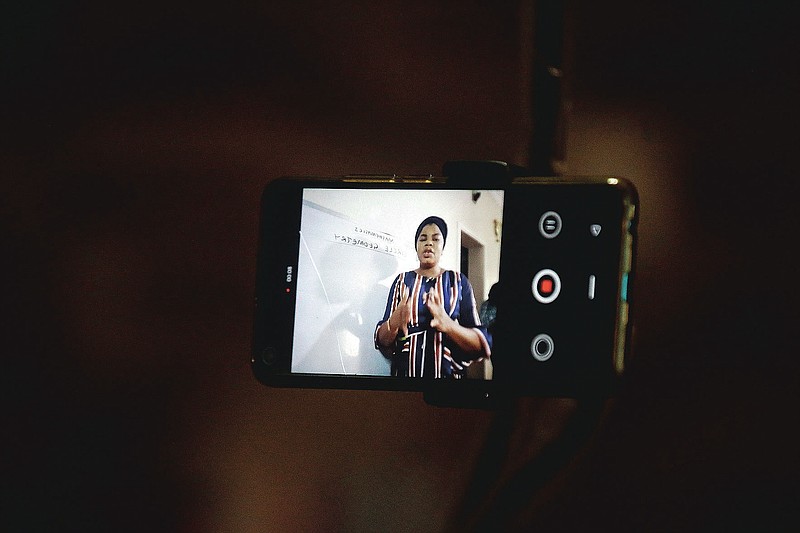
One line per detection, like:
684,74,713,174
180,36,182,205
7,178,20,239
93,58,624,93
532,269,561,303
539,277,554,295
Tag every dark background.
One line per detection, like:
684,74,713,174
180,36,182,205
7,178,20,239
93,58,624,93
3,1,797,531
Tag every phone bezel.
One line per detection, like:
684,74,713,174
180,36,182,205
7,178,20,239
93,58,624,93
252,175,638,398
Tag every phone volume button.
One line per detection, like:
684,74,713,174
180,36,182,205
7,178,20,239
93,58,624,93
622,233,633,272
621,272,629,302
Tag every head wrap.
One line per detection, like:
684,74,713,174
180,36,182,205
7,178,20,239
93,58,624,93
415,216,448,248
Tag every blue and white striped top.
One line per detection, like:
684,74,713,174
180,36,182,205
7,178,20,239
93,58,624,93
374,270,492,378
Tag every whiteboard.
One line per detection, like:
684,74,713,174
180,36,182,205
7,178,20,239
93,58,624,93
291,200,405,375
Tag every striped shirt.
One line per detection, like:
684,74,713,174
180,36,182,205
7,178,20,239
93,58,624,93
374,270,492,378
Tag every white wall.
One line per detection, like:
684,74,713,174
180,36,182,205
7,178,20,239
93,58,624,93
304,188,503,298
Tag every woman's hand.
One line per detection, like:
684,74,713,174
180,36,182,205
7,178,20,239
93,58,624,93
392,294,412,337
425,287,484,355
425,288,453,334
378,293,412,347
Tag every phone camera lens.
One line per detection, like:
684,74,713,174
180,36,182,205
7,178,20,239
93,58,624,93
261,347,276,366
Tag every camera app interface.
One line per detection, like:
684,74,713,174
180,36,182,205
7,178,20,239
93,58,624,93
291,188,504,380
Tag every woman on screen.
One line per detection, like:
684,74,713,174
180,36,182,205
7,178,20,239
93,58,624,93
374,216,491,378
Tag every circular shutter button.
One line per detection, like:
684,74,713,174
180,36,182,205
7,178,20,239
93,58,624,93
531,334,554,361
532,269,561,303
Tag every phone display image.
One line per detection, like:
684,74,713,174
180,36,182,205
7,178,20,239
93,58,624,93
292,188,503,379
253,175,637,397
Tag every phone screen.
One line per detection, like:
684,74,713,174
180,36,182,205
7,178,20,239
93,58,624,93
292,187,503,379
253,177,637,397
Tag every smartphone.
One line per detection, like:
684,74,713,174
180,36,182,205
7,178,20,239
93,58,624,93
252,173,637,402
